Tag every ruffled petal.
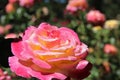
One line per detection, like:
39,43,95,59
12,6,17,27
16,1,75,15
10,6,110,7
23,26,36,41
9,56,66,80
68,60,92,79
76,60,89,70
11,41,23,59
32,58,51,69
8,56,31,78
28,69,67,80
59,27,80,44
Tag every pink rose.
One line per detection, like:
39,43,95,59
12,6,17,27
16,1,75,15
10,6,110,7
19,0,34,8
9,23,92,80
0,26,4,34
9,0,18,4
5,3,15,13
86,10,106,25
104,44,118,55
4,24,12,32
66,0,88,13
0,24,12,35
0,68,11,80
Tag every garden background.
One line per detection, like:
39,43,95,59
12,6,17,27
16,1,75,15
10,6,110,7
0,0,120,80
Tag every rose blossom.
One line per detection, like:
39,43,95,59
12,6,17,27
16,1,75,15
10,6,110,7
5,3,15,13
9,23,92,80
19,0,34,8
92,26,102,33
0,26,4,34
4,24,13,31
86,10,106,25
104,44,118,55
9,0,18,4
0,24,13,35
104,19,119,30
66,0,88,13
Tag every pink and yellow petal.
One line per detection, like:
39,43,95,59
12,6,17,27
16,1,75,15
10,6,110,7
28,69,67,80
11,41,24,59
23,26,36,41
8,56,31,78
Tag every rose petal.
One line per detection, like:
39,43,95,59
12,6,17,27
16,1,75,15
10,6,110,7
76,60,89,70
34,51,63,55
48,56,77,62
32,58,51,69
75,43,88,54
23,26,36,41
59,27,80,44
11,41,23,59
20,42,34,59
75,43,88,59
38,23,58,31
69,60,92,79
8,56,31,78
9,56,66,80
28,69,66,80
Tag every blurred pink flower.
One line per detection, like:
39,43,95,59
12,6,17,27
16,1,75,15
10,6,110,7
86,10,106,25
4,24,13,32
0,68,11,80
104,44,118,55
5,3,15,13
0,26,4,34
9,0,18,4
9,23,92,80
19,0,34,8
66,0,88,13
0,24,13,35
5,33,18,39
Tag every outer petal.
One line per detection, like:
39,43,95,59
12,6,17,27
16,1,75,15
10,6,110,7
11,41,23,59
9,56,67,80
8,56,31,78
11,40,33,60
75,43,88,59
28,69,67,80
23,26,36,41
76,60,89,70
69,60,92,79
20,42,34,59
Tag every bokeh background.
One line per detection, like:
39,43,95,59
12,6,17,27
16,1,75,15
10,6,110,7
0,0,120,80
